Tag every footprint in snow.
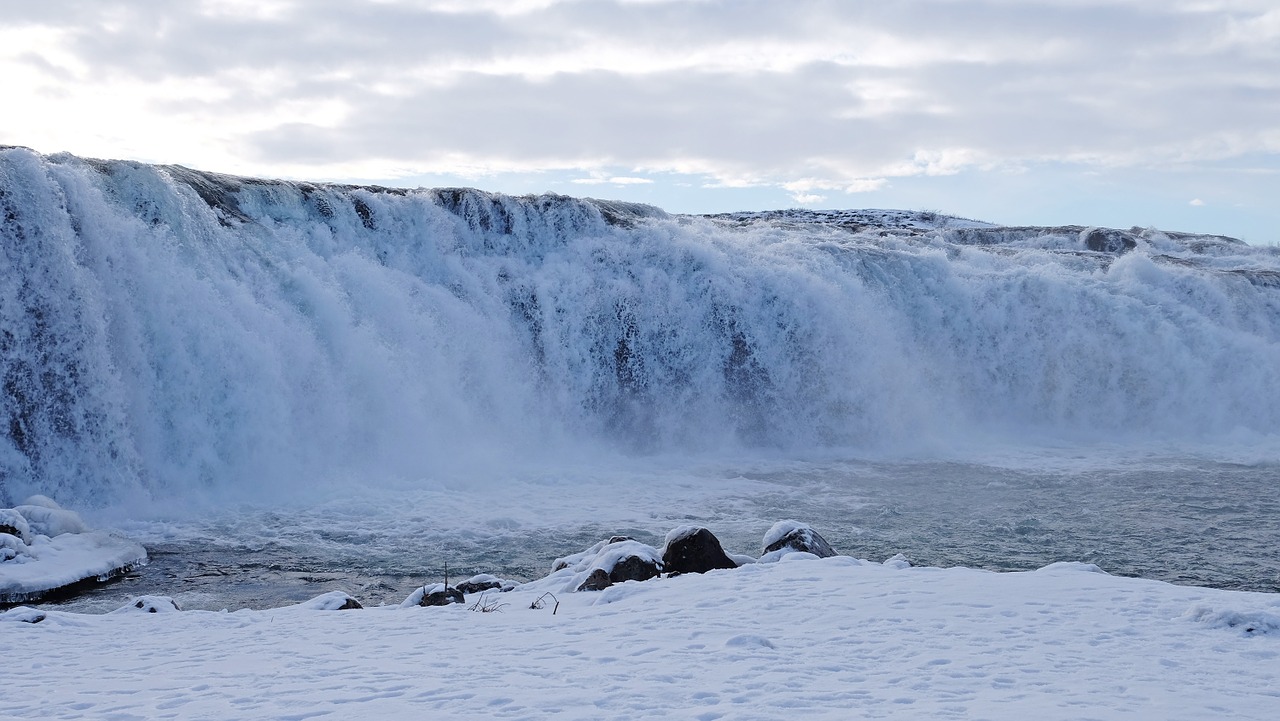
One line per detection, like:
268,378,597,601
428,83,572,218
724,634,775,650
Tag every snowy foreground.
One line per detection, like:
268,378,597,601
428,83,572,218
4,556,1279,720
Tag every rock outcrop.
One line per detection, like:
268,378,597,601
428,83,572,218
661,526,737,576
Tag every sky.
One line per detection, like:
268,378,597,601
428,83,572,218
1,0,1278,244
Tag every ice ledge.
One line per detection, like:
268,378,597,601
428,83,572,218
1,523,148,606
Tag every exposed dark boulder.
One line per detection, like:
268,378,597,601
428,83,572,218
575,551,664,591
577,568,613,592
763,523,838,558
1081,227,1138,254
609,553,661,584
456,579,501,594
662,526,737,576
419,586,465,607
456,574,517,594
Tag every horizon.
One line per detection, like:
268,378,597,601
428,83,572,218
2,1,1278,245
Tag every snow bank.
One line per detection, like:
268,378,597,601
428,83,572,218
0,498,147,604
3,557,1277,720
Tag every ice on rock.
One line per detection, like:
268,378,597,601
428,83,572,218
0,529,29,562
13,504,91,537
0,499,148,605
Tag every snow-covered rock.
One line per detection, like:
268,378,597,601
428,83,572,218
0,508,32,543
456,574,517,594
882,553,912,569
546,537,664,592
112,596,182,614
760,520,838,561
0,500,148,605
0,606,47,624
289,591,363,611
14,504,91,537
400,583,464,608
14,495,91,537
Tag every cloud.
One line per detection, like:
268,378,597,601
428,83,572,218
1190,198,1206,206
846,178,887,193
791,192,826,205
1,0,1278,208
571,175,655,185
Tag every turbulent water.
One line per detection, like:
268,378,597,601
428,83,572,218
3,147,1279,607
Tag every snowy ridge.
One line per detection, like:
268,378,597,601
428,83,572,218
3,148,1279,506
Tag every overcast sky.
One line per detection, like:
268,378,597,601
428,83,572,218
2,0,1277,243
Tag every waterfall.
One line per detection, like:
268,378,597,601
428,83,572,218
3,147,1278,506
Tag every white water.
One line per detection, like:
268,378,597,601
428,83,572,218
3,147,1280,511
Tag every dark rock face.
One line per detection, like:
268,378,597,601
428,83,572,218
764,527,838,558
609,554,661,584
420,587,465,607
1082,228,1138,254
335,597,363,610
577,568,613,592
662,527,737,576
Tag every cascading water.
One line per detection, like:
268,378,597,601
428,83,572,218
3,146,1279,510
